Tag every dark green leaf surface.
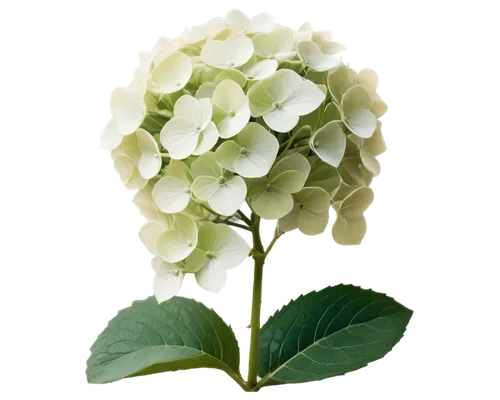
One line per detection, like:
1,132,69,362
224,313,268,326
258,285,412,388
86,296,241,384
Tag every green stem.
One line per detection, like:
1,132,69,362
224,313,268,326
222,220,251,231
247,215,265,389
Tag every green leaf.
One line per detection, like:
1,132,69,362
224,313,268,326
86,296,242,385
258,285,412,388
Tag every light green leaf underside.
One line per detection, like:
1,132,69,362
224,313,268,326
86,296,241,384
258,285,412,388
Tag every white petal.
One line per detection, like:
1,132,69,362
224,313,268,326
208,225,250,270
201,35,254,69
216,105,251,139
196,82,217,100
344,109,377,139
136,128,159,156
212,79,248,113
140,221,166,255
156,215,198,263
174,95,212,128
208,175,247,216
100,118,123,150
241,59,278,80
282,80,326,116
110,87,146,135
160,117,199,159
195,262,226,293
262,69,303,103
298,41,342,72
247,13,275,33
153,258,184,303
253,28,294,59
138,154,162,179
193,121,219,155
224,9,250,31
152,176,191,213
263,107,300,133
150,51,193,94
234,122,279,177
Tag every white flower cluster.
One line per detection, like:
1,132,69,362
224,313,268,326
101,9,388,302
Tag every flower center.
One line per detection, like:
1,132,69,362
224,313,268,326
218,176,226,185
228,61,234,68
272,101,281,109
195,124,202,132
228,110,236,117
174,269,180,276
265,184,272,192
184,186,191,194
205,251,216,259
314,140,320,147
299,204,305,210
240,147,248,156
269,54,276,60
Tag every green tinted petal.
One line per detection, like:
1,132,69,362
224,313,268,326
321,102,342,125
360,149,381,176
327,64,352,104
208,175,246,216
357,68,378,92
214,69,247,88
139,221,166,256
113,155,147,190
295,186,331,213
332,215,367,245
250,188,294,220
214,140,241,172
338,186,374,218
191,176,219,201
156,215,198,262
299,209,329,235
195,82,217,100
191,151,223,178
277,205,300,232
370,95,390,118
164,159,193,184
306,155,341,193
152,176,191,213
247,79,275,117
310,121,346,167
270,152,310,178
363,121,387,156
212,79,250,138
